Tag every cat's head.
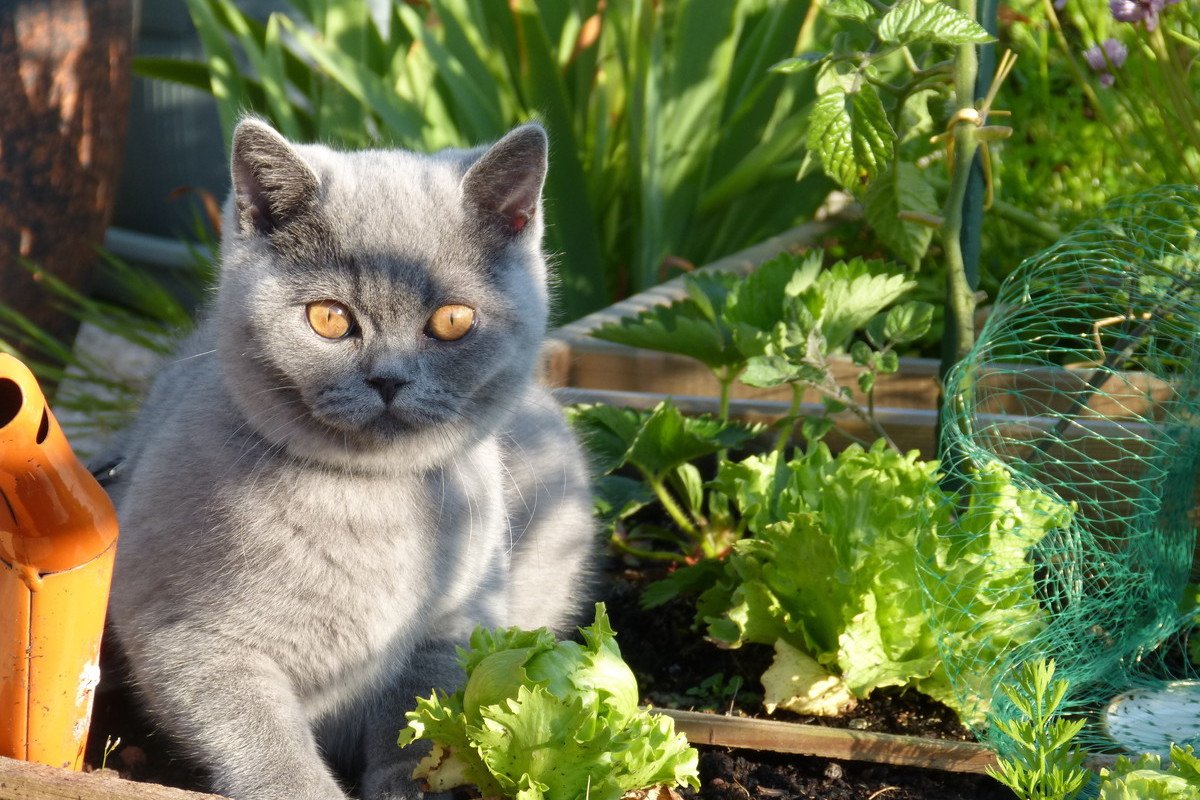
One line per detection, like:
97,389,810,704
215,118,552,472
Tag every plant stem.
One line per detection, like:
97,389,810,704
940,0,981,373
807,378,901,453
718,372,734,421
775,382,804,454
926,174,1062,242
647,475,700,541
608,533,688,564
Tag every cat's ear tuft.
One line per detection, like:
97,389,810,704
461,124,548,236
231,118,320,237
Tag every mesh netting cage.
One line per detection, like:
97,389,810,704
923,185,1200,758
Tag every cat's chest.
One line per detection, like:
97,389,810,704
223,450,508,676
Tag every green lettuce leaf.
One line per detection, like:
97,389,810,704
399,604,699,799
1099,747,1200,799
696,444,1071,722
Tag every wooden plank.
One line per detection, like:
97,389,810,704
555,387,941,456
0,756,225,800
549,213,847,345
550,341,942,410
659,709,998,775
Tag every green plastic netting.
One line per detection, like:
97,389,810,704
924,185,1200,757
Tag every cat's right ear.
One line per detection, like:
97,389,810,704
230,118,320,237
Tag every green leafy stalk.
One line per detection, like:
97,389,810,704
939,0,982,373
985,659,1091,800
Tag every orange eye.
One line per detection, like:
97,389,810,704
427,304,476,341
306,300,355,339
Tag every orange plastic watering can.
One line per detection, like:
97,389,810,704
0,353,118,770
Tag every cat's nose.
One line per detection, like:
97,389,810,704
366,375,408,405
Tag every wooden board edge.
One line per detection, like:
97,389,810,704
0,755,226,799
658,709,998,775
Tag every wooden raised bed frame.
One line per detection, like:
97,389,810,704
542,221,1174,462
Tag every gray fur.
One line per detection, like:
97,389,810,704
106,119,596,800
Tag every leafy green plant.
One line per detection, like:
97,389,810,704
567,400,763,563
1098,746,1200,800
683,672,750,713
591,250,932,447
648,443,1072,721
142,0,832,321
0,243,213,455
985,659,1091,800
776,0,1017,374
988,661,1200,800
397,604,699,800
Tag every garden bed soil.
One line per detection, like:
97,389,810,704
600,568,977,741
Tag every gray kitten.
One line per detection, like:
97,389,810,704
105,119,596,800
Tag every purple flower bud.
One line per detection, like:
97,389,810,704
1084,39,1127,88
1053,0,1067,8
1110,0,1174,30
1110,0,1145,22
1102,38,1128,69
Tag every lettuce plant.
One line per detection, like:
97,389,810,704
398,604,699,800
649,442,1072,721
1098,746,1200,799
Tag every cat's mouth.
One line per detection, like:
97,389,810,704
310,403,453,444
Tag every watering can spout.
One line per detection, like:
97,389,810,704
0,352,119,770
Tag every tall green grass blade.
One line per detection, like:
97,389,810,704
397,4,505,142
132,57,211,91
511,0,608,318
208,0,304,140
279,16,424,144
185,0,250,146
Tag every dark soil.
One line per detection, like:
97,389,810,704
600,566,1012,800
81,567,1012,800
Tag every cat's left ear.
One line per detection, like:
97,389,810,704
461,124,548,237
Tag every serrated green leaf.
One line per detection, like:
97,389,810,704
627,401,761,480
864,162,939,268
771,53,827,73
822,396,847,414
591,273,744,372
742,355,806,388
811,258,916,351
806,85,896,192
593,475,654,525
850,339,872,366
801,415,835,443
877,350,900,373
880,301,934,344
726,252,823,357
565,404,644,475
641,560,728,609
825,0,876,20
878,0,995,46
